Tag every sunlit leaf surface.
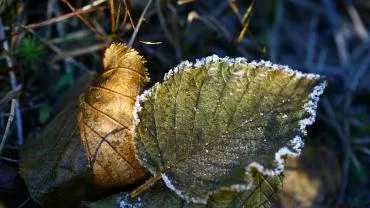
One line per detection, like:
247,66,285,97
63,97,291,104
133,56,326,203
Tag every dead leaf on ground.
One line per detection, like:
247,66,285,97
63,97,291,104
279,145,341,208
19,72,97,207
78,43,149,187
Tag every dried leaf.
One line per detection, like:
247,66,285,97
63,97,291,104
78,43,149,187
133,56,326,203
279,145,341,208
85,172,282,208
19,71,97,207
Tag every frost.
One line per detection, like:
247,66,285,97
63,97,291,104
246,80,327,177
226,183,250,192
161,173,208,204
134,55,327,203
119,199,132,208
159,55,326,177
163,55,322,82
132,87,154,142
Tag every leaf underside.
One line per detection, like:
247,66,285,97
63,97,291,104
20,101,92,206
19,72,97,207
86,172,282,208
134,58,325,202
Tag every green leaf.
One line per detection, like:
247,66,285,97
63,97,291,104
85,172,282,208
133,56,326,203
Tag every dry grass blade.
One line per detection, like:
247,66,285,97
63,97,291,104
228,0,242,23
128,0,154,46
122,0,135,30
0,19,24,146
177,0,198,5
61,0,103,37
0,84,22,111
139,40,162,45
3,5,108,42
236,1,254,43
52,43,107,62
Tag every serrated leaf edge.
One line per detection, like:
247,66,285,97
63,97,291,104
132,55,327,204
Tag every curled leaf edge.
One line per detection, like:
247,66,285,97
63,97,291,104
131,55,327,204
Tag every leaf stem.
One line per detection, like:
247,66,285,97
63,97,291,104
130,172,161,198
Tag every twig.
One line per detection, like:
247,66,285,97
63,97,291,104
0,156,19,163
62,0,103,37
81,0,107,11
177,0,197,5
0,19,24,146
109,0,117,36
24,28,91,72
25,5,106,30
17,198,30,208
131,172,161,198
0,84,22,111
334,32,349,65
1,5,107,42
236,1,254,43
52,43,107,62
0,99,16,155
156,0,181,60
128,0,154,47
123,0,136,30
228,0,242,24
347,3,368,40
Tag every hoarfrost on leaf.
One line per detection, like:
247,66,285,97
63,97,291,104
133,55,326,203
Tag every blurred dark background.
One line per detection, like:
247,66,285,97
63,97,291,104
0,0,369,207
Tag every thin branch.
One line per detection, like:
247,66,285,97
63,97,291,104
0,99,16,155
1,5,107,42
0,19,24,146
109,0,117,35
52,43,107,62
0,84,22,111
62,0,104,37
0,156,19,163
128,0,154,47
123,0,136,30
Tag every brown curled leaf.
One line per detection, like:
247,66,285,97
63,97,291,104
78,43,149,187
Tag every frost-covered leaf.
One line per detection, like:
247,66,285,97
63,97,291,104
78,43,149,187
133,56,326,203
85,172,282,208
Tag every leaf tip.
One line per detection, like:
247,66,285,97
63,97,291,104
246,78,327,177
